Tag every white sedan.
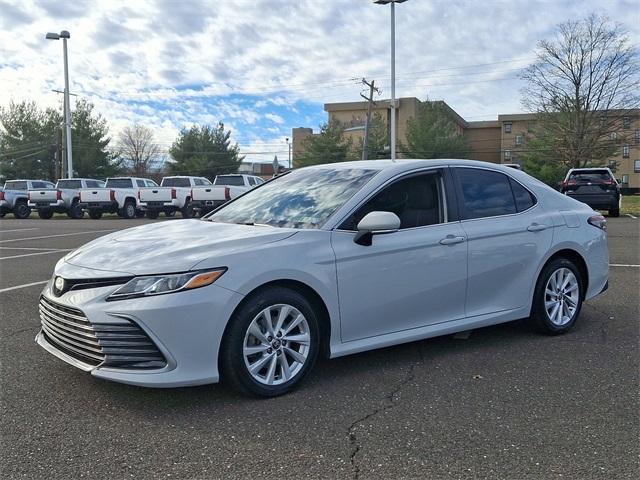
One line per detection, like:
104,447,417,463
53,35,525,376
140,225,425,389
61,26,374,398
36,159,609,397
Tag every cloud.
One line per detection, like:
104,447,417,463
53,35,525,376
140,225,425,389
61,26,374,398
0,0,638,166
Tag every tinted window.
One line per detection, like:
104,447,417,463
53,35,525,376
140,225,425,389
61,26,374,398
5,181,28,190
161,177,191,187
136,179,146,187
208,168,377,229
214,175,244,186
457,168,516,219
568,170,613,183
509,178,536,212
247,177,256,186
106,178,133,188
31,181,54,189
57,180,82,189
85,180,104,188
342,172,443,230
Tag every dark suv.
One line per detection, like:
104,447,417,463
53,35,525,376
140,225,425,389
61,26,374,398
561,168,620,217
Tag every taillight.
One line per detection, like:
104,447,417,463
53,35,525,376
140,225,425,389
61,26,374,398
190,188,193,199
224,186,230,200
171,188,176,199
137,190,141,200
109,189,116,202
588,214,607,231
56,190,62,200
0,191,4,201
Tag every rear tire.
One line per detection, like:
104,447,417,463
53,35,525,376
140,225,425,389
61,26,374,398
38,209,54,219
13,202,31,219
220,287,320,397
121,201,136,219
530,258,584,335
68,202,84,219
146,209,159,219
181,199,194,218
89,210,102,220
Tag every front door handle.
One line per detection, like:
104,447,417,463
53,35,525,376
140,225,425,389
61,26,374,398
527,223,548,232
440,235,465,245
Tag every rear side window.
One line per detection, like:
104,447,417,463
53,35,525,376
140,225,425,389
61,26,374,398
568,170,612,183
456,168,516,219
31,181,54,189
509,178,536,212
214,175,244,186
5,181,28,190
57,180,82,189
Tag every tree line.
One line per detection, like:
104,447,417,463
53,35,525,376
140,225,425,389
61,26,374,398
0,101,244,182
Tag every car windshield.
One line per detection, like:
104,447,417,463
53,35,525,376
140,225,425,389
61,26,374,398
106,178,133,188
569,170,612,182
214,175,245,186
161,177,191,187
207,168,378,229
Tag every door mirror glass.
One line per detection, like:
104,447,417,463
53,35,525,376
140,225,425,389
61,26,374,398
354,211,400,245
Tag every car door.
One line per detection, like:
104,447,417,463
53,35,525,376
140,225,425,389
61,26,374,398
331,169,468,342
452,167,553,317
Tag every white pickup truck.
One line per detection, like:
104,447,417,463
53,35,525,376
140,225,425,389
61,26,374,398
79,177,157,219
28,178,105,219
138,176,212,219
1,180,55,219
191,174,264,215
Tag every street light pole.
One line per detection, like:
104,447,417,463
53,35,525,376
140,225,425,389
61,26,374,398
46,30,73,178
286,137,292,169
374,0,407,162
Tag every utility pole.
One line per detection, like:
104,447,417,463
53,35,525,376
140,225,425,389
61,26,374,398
360,78,381,160
52,89,76,179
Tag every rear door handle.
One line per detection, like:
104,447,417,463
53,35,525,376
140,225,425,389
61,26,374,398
440,235,465,245
527,223,548,232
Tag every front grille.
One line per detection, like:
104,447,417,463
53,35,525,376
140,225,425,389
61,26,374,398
39,296,166,369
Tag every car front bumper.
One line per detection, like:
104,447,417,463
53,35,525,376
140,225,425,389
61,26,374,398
35,275,244,387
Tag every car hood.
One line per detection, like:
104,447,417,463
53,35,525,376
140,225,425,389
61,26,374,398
63,220,297,275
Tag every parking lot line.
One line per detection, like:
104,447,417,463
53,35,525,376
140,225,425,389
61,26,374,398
0,250,71,260
609,263,640,268
0,228,40,233
0,229,116,244
0,246,71,251
0,280,48,294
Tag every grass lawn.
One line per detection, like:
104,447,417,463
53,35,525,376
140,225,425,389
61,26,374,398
621,195,640,217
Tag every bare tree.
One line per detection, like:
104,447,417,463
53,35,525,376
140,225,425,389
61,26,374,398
117,124,161,176
521,14,639,169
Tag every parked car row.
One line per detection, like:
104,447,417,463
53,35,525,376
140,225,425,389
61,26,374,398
0,174,264,219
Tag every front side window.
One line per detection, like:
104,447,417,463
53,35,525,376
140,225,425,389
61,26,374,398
247,177,256,186
456,168,517,219
340,171,444,231
207,168,378,229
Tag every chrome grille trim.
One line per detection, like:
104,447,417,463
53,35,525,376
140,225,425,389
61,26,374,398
38,296,167,370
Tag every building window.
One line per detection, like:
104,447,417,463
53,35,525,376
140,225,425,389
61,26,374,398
623,144,630,158
623,116,631,129
504,150,511,160
515,134,523,146
635,160,640,173
622,174,629,184
636,129,640,145
504,122,512,134
610,132,617,140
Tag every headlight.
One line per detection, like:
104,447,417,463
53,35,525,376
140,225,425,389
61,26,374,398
106,268,226,301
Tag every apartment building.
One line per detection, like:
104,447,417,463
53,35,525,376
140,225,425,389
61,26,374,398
292,98,640,191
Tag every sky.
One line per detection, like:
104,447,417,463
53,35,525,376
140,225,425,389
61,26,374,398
1,0,638,166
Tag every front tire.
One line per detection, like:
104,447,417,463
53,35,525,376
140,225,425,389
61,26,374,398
181,199,194,218
609,208,620,217
220,287,320,397
121,201,136,219
530,258,583,334
38,209,54,219
68,202,84,219
88,210,102,220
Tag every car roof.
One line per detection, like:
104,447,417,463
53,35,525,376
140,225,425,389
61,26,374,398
301,159,521,175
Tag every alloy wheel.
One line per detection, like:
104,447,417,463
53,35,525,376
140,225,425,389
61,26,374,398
544,267,579,326
242,304,311,386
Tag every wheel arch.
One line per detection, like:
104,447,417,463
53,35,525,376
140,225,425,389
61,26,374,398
220,279,333,362
537,248,589,300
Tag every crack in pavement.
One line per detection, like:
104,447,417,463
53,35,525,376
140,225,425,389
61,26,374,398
347,345,425,479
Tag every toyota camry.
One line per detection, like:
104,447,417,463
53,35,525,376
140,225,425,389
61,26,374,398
36,159,609,396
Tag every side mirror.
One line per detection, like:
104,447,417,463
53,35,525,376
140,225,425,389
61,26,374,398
354,211,401,246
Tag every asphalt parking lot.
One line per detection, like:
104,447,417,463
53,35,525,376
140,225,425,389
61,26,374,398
1,216,638,479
